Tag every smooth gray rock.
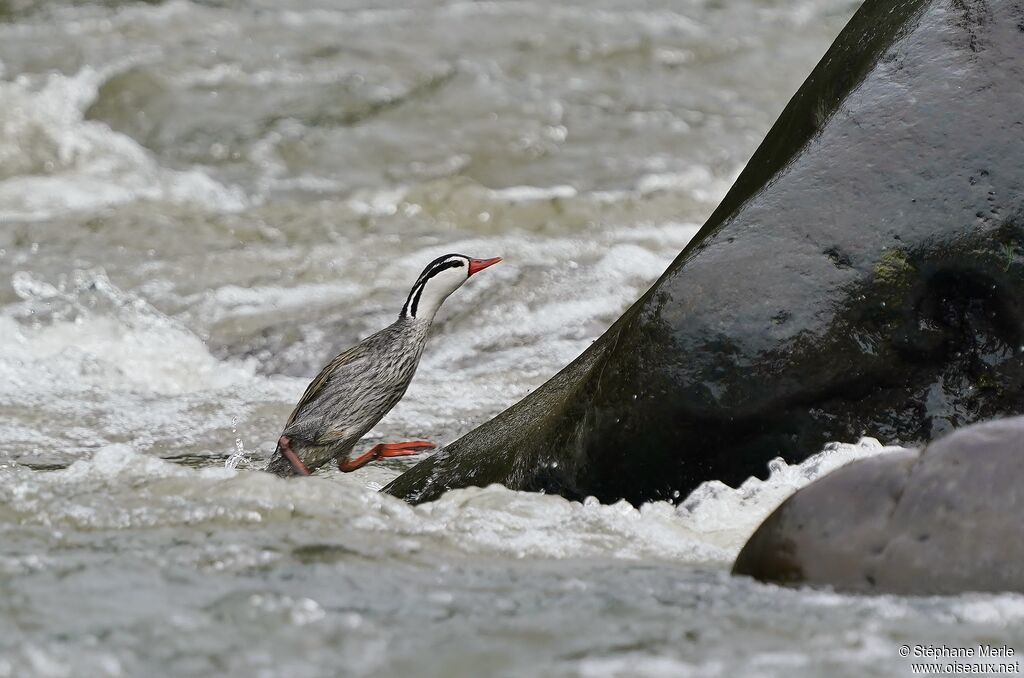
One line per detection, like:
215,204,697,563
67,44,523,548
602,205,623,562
733,417,1024,594
386,0,1024,506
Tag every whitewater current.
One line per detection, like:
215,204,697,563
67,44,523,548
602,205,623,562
2,1,1023,676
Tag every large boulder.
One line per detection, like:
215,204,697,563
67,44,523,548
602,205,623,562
732,417,1024,594
386,0,1024,506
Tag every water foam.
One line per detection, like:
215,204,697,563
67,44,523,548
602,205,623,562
371,438,906,563
0,428,906,565
0,268,301,470
1,269,259,397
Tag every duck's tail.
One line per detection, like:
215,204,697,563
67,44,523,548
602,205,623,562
264,436,310,477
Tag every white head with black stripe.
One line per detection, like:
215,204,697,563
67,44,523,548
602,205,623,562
400,253,502,321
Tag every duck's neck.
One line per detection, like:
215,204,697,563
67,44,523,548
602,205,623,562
395,313,433,334
400,279,453,323
392,314,433,360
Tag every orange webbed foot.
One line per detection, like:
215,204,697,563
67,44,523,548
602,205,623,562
378,440,436,458
338,440,437,472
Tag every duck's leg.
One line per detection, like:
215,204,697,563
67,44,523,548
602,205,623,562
338,441,436,472
278,435,311,476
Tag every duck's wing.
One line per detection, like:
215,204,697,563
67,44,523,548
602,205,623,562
282,342,373,433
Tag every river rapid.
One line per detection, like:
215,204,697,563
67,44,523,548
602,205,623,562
2,1,1023,676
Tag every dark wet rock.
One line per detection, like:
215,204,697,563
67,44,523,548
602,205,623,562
386,0,1024,506
733,417,1024,594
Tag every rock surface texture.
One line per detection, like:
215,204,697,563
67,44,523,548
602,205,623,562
733,417,1024,594
386,0,1024,506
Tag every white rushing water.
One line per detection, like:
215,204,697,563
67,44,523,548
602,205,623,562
3,1,1023,677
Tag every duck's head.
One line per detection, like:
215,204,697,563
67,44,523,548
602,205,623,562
400,253,502,321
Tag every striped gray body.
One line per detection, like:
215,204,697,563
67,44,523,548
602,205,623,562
265,318,431,476
264,252,497,476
